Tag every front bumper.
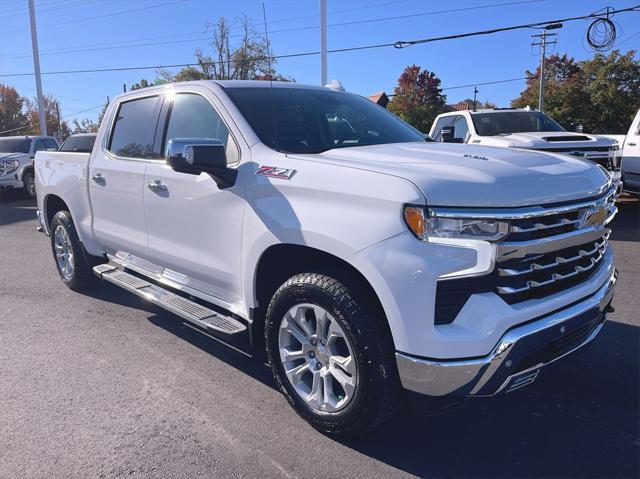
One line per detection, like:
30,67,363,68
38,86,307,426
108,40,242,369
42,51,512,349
396,269,616,397
0,178,23,190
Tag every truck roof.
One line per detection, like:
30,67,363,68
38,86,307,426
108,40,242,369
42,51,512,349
438,107,537,117
0,135,57,140
112,80,340,103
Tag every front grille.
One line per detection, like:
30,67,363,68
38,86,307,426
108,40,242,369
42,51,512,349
433,191,615,325
495,235,608,304
508,209,584,241
0,163,4,175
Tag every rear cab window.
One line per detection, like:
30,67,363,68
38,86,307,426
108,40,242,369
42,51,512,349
108,95,162,159
60,135,96,153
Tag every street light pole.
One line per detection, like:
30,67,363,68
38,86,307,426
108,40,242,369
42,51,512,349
320,0,327,86
28,0,47,136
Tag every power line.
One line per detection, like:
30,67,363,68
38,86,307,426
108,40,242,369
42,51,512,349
2,4,638,78
393,4,640,48
1,0,546,60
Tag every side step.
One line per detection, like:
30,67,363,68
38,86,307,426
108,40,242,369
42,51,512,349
93,264,246,335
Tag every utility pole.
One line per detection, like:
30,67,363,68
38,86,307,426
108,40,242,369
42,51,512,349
55,101,61,141
531,28,559,112
473,85,478,112
320,0,327,86
28,0,47,136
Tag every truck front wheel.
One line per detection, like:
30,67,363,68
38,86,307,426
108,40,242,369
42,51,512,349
50,211,97,291
265,272,402,435
22,170,36,198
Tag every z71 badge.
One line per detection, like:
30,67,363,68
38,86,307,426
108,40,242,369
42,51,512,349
255,166,296,179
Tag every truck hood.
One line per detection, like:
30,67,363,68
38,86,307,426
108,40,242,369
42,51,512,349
478,131,616,149
0,152,28,161
291,142,611,207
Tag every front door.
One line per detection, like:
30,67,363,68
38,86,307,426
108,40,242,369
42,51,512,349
90,94,162,258
143,90,245,309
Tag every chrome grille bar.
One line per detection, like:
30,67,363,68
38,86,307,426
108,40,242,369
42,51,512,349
497,247,607,295
498,237,608,277
510,217,582,234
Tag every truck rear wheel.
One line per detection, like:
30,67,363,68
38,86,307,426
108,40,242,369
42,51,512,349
265,272,402,435
50,211,97,291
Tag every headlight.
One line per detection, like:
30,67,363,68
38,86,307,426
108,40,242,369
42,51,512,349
2,159,20,174
404,206,509,241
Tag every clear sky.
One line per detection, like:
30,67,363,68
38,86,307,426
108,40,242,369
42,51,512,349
1,0,639,125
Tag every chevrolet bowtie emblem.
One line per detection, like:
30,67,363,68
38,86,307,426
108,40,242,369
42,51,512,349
582,205,608,227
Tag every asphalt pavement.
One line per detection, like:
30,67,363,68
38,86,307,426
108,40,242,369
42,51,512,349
0,191,638,479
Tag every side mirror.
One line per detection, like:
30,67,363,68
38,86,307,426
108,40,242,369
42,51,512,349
441,126,455,143
573,123,584,133
166,138,236,188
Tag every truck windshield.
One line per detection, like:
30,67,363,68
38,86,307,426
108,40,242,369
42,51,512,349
0,138,30,153
224,87,425,154
471,111,565,136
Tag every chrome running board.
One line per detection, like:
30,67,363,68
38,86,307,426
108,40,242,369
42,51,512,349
93,264,246,336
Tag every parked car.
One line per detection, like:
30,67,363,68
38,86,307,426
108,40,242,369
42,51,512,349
35,81,617,435
0,135,59,198
429,108,621,177
58,133,97,154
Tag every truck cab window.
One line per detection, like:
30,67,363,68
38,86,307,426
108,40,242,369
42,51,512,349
431,116,455,142
108,95,161,159
453,116,469,143
165,93,239,164
33,139,45,152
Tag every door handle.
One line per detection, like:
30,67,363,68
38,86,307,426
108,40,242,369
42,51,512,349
147,179,167,191
628,142,637,146
91,172,105,185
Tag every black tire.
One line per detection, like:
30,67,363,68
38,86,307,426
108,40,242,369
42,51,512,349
265,272,402,435
22,170,36,199
50,210,98,291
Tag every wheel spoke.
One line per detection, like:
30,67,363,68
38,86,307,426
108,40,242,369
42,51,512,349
288,306,312,338
313,306,330,341
280,347,306,363
282,314,310,346
309,370,323,408
329,362,356,395
330,355,355,376
285,362,309,386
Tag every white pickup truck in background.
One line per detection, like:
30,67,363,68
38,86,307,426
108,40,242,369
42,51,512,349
35,81,617,435
0,135,59,197
429,108,621,177
598,108,640,196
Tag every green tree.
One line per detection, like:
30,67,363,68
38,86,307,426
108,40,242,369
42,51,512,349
387,65,446,132
0,84,28,134
512,51,639,133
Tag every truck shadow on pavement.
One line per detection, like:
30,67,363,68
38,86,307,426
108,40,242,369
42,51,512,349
0,191,36,226
85,282,639,478
610,195,639,242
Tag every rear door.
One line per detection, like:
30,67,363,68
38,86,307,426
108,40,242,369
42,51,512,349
143,88,245,308
89,94,163,258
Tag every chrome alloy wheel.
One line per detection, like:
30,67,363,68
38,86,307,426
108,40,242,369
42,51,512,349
25,174,36,197
54,225,74,281
278,303,357,412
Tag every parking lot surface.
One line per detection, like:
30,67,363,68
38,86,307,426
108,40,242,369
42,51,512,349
0,191,638,479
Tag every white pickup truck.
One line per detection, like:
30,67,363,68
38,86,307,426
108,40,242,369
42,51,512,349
0,135,59,197
35,81,618,435
599,108,640,196
429,108,621,176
